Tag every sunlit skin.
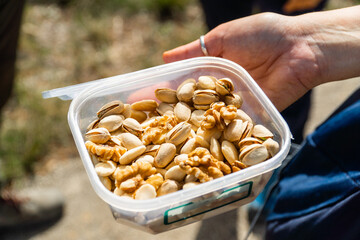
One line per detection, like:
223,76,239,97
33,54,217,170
163,6,360,112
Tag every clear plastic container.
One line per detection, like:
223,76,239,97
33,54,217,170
59,57,291,234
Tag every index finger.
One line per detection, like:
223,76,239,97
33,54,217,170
162,39,204,63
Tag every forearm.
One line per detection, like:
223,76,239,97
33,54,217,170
298,5,360,87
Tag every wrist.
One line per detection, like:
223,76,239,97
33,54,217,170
297,6,360,86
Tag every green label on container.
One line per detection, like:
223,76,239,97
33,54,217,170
164,181,253,225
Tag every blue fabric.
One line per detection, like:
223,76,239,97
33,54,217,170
265,98,360,240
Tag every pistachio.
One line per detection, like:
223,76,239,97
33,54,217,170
215,78,234,95
174,102,191,122
97,115,124,132
87,119,100,131
134,184,157,200
184,174,197,183
97,100,124,119
118,133,143,150
154,143,176,168
197,76,217,90
177,79,196,102
135,155,155,165
252,124,273,140
156,102,174,116
165,165,186,182
263,138,280,157
131,100,158,112
240,144,268,166
95,161,117,177
85,127,111,144
182,182,200,190
224,93,243,109
193,89,220,105
224,119,244,142
221,140,239,165
122,118,142,137
119,145,146,165
190,110,205,127
99,176,112,191
180,138,198,154
196,127,222,143
144,145,160,157
122,104,132,118
236,109,253,123
210,137,224,161
238,137,263,151
155,88,178,103
166,122,192,146
130,110,147,123
157,179,179,196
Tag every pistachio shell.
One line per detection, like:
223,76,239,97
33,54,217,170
180,138,198,154
174,102,191,122
236,109,253,123
97,100,124,119
144,145,160,157
210,137,224,161
119,145,146,165
134,184,157,200
154,143,176,168
165,165,186,182
238,137,263,151
122,118,142,137
155,88,178,103
224,93,243,109
224,119,244,142
97,115,124,132
177,80,196,102
95,161,117,177
190,110,206,127
85,127,111,144
118,132,143,150
131,100,158,112
157,179,179,196
197,76,217,90
87,119,100,131
221,140,239,165
135,155,155,165
193,89,220,105
130,110,147,123
156,102,174,116
182,182,200,190
252,124,273,140
196,127,222,143
122,104,132,118
215,78,234,95
166,122,192,146
240,144,268,166
263,138,280,157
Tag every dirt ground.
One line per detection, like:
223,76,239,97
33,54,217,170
2,76,358,240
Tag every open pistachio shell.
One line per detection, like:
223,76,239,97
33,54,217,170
239,144,268,166
155,88,178,103
252,124,274,140
85,127,111,144
97,100,124,119
215,78,234,95
97,115,124,132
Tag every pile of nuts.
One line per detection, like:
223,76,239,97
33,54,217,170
84,76,279,200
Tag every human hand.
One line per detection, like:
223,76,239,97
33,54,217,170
163,13,319,112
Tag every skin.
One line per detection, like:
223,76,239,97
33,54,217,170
163,6,360,111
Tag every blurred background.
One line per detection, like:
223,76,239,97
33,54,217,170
0,0,359,239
